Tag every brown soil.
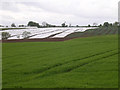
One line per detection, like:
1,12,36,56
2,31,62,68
1,38,74,43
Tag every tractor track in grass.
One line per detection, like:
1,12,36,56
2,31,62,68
3,51,118,86
3,49,117,85
21,49,117,75
4,49,116,74
36,52,118,78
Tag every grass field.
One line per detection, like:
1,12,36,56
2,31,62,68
2,34,118,88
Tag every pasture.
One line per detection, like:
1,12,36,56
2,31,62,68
2,34,118,88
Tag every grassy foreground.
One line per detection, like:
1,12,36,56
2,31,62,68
2,35,118,88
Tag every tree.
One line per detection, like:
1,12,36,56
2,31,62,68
27,21,40,28
42,22,48,27
17,35,20,39
11,23,16,27
93,23,98,26
109,23,113,27
62,22,66,27
62,23,65,27
2,32,11,40
103,22,109,27
99,24,102,27
113,22,119,26
88,25,91,27
69,23,71,27
42,22,56,27
22,31,31,39
19,25,25,27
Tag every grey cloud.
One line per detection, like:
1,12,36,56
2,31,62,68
19,0,118,19
0,2,20,12
0,0,119,25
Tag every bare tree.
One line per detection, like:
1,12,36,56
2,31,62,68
93,23,98,26
2,32,11,40
22,31,31,39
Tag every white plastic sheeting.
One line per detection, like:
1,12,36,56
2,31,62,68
0,27,94,40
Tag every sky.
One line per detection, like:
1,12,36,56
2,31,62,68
0,0,119,26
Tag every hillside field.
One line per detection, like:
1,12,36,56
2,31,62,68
2,34,118,88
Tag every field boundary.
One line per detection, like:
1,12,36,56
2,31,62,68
0,35,106,43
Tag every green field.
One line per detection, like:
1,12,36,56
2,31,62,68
2,35,118,88
66,26,118,38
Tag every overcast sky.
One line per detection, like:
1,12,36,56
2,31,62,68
0,0,119,26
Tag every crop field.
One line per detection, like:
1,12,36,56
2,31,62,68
2,34,118,88
0,27,94,40
66,26,118,38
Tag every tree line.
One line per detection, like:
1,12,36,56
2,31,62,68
1,21,119,40
1,21,119,28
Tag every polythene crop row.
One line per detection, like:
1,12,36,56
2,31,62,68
0,27,93,40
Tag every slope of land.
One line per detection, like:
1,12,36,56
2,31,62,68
2,34,118,88
2,26,118,43
65,26,118,38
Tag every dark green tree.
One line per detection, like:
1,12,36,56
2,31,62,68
109,23,113,27
88,25,91,27
27,21,40,28
103,22,109,27
62,23,65,27
113,22,119,26
61,22,67,27
99,24,102,27
11,23,16,27
19,25,25,27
